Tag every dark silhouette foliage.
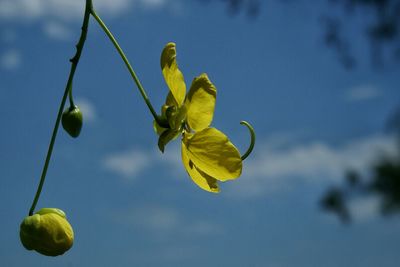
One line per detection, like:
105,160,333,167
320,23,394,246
321,111,400,222
200,0,400,68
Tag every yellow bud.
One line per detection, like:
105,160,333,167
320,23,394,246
20,208,74,256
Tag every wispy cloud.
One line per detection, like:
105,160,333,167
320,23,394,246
345,85,381,102
43,21,73,40
112,204,223,236
1,0,180,45
102,142,182,181
0,0,173,22
140,0,168,10
0,49,21,70
0,0,128,21
103,149,151,179
227,134,397,198
102,132,397,198
75,98,97,123
123,205,181,231
348,195,382,222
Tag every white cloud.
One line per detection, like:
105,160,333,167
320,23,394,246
155,142,182,170
75,98,97,122
348,195,381,222
103,132,397,199
0,0,182,52
126,205,180,231
0,0,180,49
103,149,151,179
1,49,21,70
248,135,396,179
102,143,183,181
140,0,167,9
112,204,222,236
0,0,173,21
0,0,126,21
43,21,73,40
227,134,397,198
346,85,381,101
0,0,48,20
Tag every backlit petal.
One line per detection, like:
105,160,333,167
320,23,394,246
160,43,186,106
182,140,220,193
185,73,217,131
165,91,177,106
183,128,242,181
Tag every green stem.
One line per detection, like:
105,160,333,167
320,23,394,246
90,9,168,127
240,121,255,161
28,0,92,216
68,82,75,108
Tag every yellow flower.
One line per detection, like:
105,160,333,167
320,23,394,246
155,42,245,193
20,208,74,256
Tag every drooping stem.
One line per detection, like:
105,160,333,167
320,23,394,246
90,9,168,127
68,82,75,108
28,0,93,216
240,121,255,161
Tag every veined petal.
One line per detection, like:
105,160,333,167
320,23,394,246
182,140,220,193
183,128,242,181
161,43,186,107
185,73,217,132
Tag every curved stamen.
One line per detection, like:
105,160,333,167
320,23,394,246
240,121,255,161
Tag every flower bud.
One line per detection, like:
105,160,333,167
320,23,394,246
62,105,83,138
20,208,74,256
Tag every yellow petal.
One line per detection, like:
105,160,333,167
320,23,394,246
160,43,186,107
182,140,220,193
185,73,217,131
183,128,242,181
165,91,177,106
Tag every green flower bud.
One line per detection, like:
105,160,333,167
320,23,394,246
62,105,83,138
20,208,74,257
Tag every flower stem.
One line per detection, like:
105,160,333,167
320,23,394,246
90,9,167,127
240,121,255,161
68,82,75,108
28,0,93,216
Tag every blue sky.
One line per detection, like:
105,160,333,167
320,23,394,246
1,0,400,266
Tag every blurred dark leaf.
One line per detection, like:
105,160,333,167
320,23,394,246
370,159,400,215
346,170,361,187
320,187,351,223
321,107,400,223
